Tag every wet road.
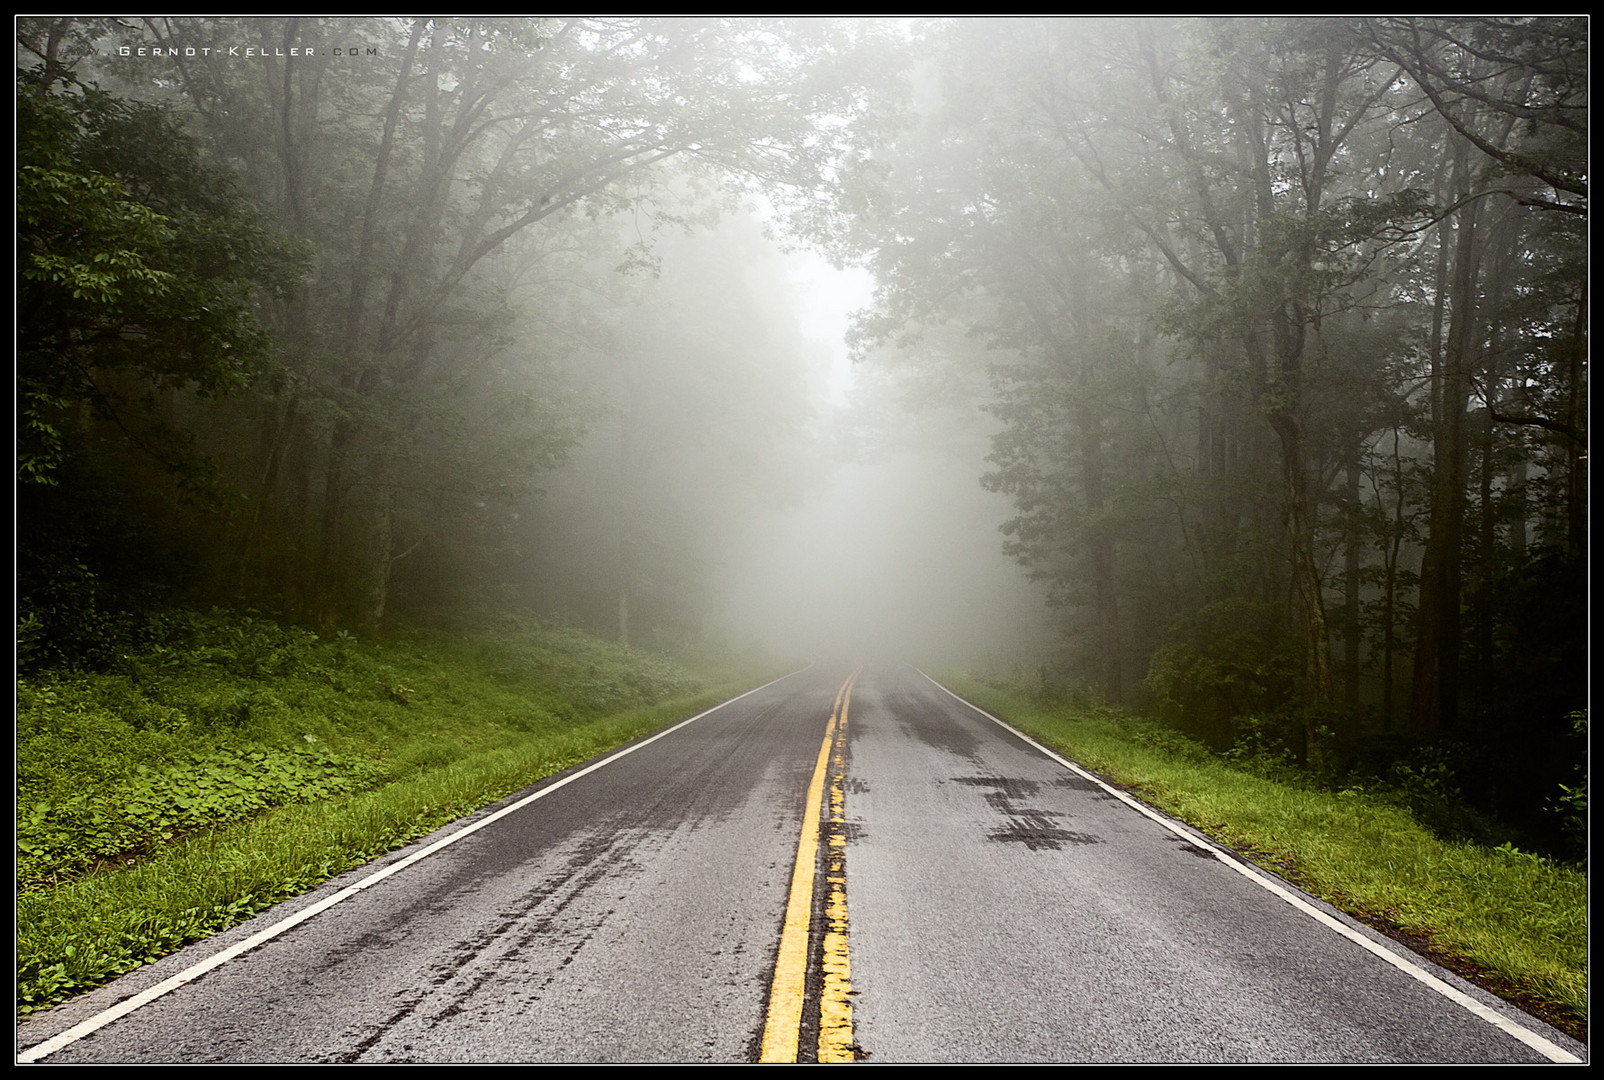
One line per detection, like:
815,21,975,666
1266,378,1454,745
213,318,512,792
16,664,1585,1063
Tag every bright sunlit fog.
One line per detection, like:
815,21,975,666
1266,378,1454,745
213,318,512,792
787,252,874,406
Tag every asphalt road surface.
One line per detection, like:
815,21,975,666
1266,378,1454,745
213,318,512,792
16,663,1586,1063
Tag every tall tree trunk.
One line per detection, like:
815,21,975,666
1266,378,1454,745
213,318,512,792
1411,141,1482,737
236,18,326,605
1063,281,1121,704
1380,425,1407,730
1564,294,1587,561
1269,407,1335,704
1471,214,1515,708
1342,453,1361,708
362,466,397,628
1077,360,1121,704
1014,257,1123,703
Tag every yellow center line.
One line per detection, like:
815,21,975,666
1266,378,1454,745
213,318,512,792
759,669,859,1063
817,672,857,1062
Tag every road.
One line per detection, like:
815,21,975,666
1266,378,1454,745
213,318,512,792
16,663,1586,1063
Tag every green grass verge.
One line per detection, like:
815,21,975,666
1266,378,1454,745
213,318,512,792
17,610,785,1017
938,673,1587,1041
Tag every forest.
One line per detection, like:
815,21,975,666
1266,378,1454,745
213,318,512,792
16,17,1588,857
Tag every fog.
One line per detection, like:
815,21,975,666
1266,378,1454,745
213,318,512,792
717,394,1057,668
501,208,1060,669
21,16,1587,733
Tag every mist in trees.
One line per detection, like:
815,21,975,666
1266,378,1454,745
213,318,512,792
830,17,1585,847
15,17,1587,853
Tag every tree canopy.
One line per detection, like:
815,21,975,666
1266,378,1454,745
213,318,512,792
833,17,1585,839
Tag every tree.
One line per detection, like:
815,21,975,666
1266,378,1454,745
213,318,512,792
1362,17,1586,217
111,16,897,628
17,67,303,488
1375,18,1589,736
16,62,305,664
839,20,1436,720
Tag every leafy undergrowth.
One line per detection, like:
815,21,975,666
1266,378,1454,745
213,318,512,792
940,673,1588,1044
16,609,779,1017
17,744,379,891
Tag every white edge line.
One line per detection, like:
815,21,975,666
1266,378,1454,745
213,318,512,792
916,669,1584,1066
18,666,810,1064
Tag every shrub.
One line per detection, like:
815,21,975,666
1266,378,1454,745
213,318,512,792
1144,598,1299,748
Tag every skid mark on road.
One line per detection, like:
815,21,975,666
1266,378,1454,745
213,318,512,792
953,775,1041,798
892,692,983,761
1165,832,1219,859
340,825,648,1061
953,775,1102,851
1053,773,1118,799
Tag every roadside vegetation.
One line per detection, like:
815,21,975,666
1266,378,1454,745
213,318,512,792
943,671,1587,1043
16,608,778,1017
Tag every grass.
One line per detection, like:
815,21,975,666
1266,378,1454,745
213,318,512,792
939,673,1587,1042
16,609,782,1017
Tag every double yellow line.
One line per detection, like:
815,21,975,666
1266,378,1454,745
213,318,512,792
759,669,859,1063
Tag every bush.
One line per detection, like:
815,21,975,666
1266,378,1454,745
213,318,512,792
1549,710,1587,861
1376,743,1509,847
1120,720,1214,764
1219,711,1303,777
1144,598,1299,748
